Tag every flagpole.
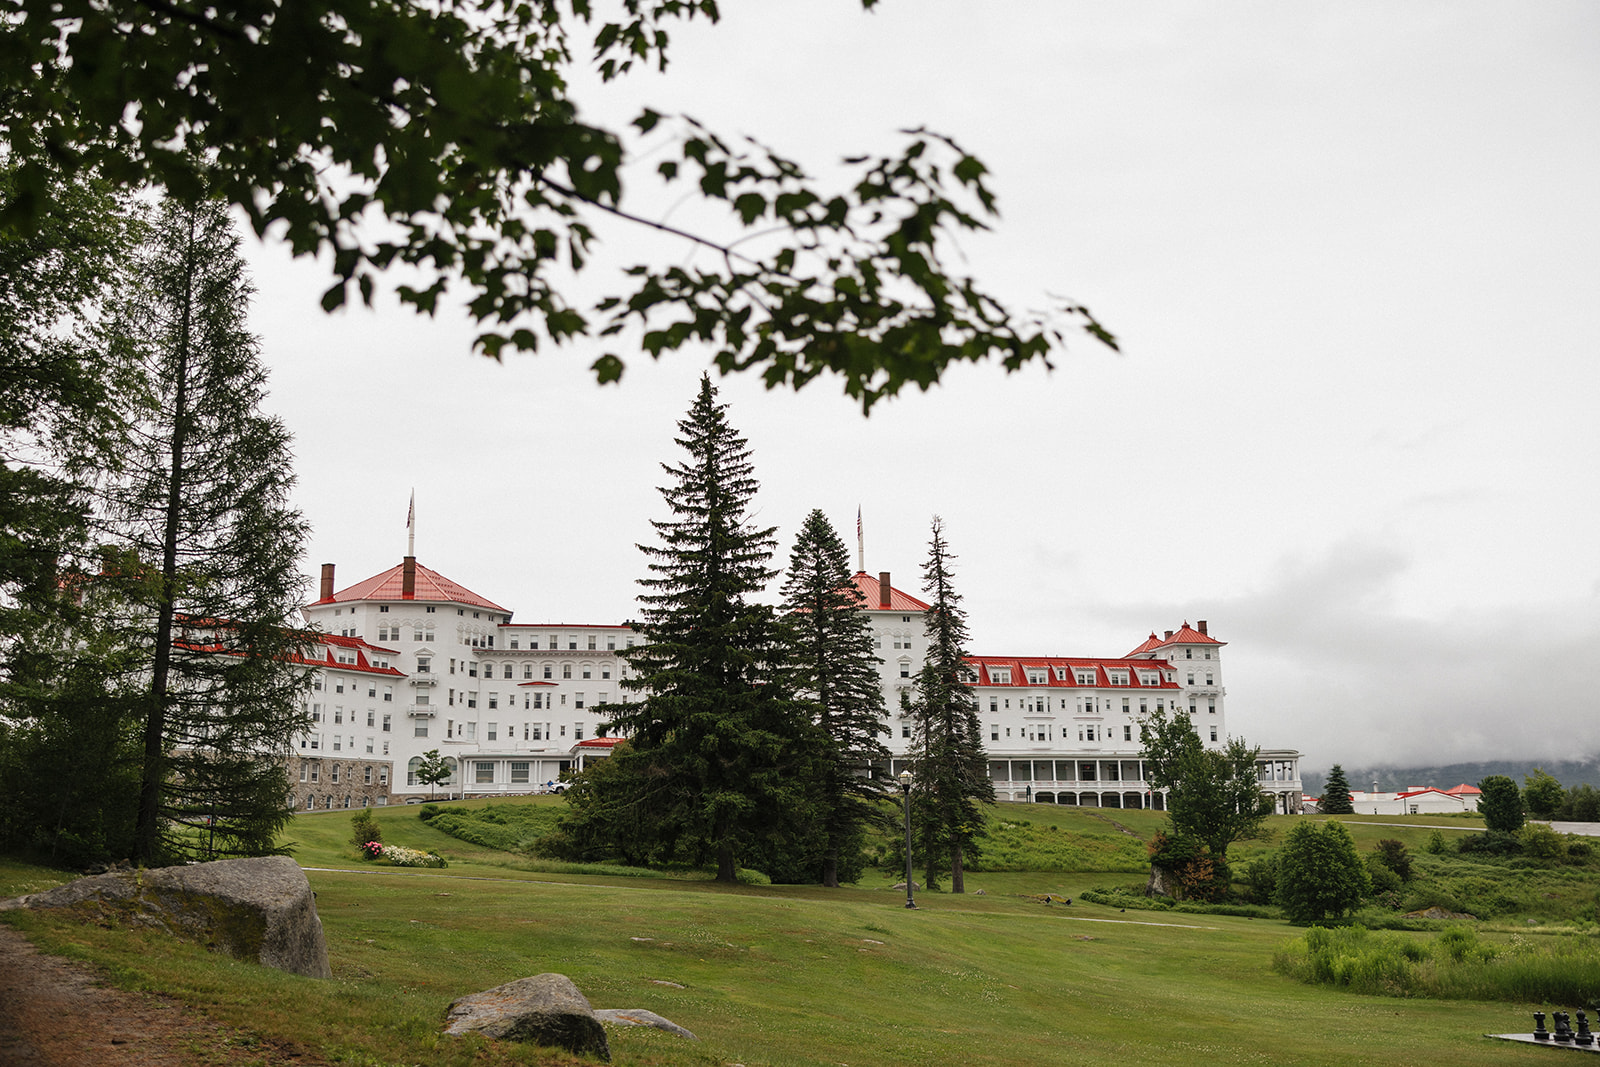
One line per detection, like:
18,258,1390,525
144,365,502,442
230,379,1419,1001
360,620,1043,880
407,490,415,557
856,506,864,573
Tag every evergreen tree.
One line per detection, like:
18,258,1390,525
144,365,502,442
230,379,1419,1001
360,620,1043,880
780,509,891,887
906,517,992,893
100,196,312,866
599,376,817,883
1321,764,1355,814
1477,775,1525,834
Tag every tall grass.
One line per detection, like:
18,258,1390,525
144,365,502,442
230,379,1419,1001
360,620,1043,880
1274,923,1600,1002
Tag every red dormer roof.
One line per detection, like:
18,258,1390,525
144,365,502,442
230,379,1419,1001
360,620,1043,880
1443,783,1483,796
963,655,1179,688
575,737,626,749
321,633,399,655
850,571,931,613
317,560,509,613
299,635,407,677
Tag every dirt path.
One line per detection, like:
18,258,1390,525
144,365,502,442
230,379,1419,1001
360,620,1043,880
0,925,323,1067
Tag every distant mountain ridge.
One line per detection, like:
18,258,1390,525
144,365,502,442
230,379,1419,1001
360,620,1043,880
1299,759,1600,797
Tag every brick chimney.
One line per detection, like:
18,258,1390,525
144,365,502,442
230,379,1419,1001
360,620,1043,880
878,572,892,608
1197,620,1208,636
319,563,335,601
1164,630,1174,641
402,556,416,599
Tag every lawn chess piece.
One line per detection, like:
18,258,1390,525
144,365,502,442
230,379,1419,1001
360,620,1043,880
1533,1011,1549,1040
1553,1011,1573,1043
1575,1011,1594,1046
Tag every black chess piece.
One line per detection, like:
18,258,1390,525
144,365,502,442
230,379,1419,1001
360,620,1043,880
1534,1011,1550,1040
1554,1011,1573,1042
1575,1010,1594,1046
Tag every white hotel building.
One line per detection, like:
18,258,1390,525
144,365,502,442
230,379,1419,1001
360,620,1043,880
290,557,1302,814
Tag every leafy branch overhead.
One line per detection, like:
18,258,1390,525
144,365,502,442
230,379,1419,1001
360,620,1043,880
1,0,1115,410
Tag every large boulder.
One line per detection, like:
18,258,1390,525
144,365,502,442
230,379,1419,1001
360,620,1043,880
0,855,330,978
444,973,610,1060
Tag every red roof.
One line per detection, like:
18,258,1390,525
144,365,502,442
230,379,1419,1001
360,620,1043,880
321,633,399,655
850,572,931,612
1443,783,1482,795
296,636,406,677
317,560,509,613
1126,622,1225,657
575,737,625,749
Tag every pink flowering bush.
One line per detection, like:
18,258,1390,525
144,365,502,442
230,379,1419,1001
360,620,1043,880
360,840,384,860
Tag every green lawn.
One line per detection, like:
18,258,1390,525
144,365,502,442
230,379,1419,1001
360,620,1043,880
0,801,1569,1066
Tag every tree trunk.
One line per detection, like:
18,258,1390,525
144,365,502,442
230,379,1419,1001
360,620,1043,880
951,839,965,894
822,850,839,889
133,210,197,867
716,844,737,883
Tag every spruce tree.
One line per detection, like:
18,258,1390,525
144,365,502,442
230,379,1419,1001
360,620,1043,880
602,376,816,883
100,196,312,866
906,517,993,892
780,509,891,887
1321,764,1355,814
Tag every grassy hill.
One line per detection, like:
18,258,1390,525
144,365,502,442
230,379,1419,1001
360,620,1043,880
1,798,1591,1066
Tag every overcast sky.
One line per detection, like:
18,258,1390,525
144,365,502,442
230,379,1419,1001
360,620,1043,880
245,2,1600,773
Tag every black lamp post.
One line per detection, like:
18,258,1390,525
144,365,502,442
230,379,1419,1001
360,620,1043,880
898,769,916,909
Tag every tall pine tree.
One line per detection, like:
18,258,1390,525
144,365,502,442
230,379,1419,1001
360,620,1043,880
906,517,992,892
1320,764,1355,814
101,196,312,866
780,509,890,887
601,376,816,883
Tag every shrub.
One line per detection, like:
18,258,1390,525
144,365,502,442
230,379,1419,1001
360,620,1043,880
1364,854,1402,895
372,843,447,868
735,868,772,886
1243,852,1279,905
1569,840,1594,861
1458,830,1521,856
1425,830,1449,855
1517,823,1566,862
350,810,381,855
1276,924,1600,1003
1147,831,1230,903
1373,838,1413,881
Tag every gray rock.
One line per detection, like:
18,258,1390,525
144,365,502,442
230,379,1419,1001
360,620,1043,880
0,855,330,978
595,1008,697,1040
444,973,610,1060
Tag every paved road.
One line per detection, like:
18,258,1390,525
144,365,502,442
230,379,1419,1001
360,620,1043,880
1329,819,1600,837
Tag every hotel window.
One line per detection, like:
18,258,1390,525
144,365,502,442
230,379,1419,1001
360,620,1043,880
562,665,572,679
487,723,498,740
475,761,494,784
503,664,513,679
